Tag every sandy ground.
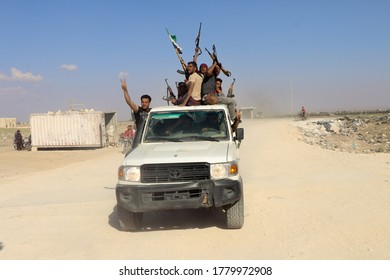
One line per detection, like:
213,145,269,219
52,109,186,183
0,118,389,260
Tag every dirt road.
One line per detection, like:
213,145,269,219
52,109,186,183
1,119,389,260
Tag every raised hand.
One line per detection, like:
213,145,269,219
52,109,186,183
120,79,127,91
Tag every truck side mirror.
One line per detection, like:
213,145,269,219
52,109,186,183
234,128,244,141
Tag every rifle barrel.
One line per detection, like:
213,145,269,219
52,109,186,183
195,22,202,56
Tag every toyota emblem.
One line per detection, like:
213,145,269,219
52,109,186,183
169,168,183,179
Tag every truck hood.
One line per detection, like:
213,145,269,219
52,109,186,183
123,141,231,165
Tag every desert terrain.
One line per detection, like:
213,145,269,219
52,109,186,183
0,117,389,260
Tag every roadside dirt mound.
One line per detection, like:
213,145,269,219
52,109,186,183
296,113,390,154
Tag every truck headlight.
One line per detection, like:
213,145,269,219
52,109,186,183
210,162,238,179
118,166,141,182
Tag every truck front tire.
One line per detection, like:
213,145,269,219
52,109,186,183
117,205,143,231
225,197,244,229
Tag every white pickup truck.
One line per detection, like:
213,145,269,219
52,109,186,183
115,104,244,231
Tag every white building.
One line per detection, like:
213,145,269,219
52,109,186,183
0,118,17,128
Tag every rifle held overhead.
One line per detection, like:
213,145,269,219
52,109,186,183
205,45,231,77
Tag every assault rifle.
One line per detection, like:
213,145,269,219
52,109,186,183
165,28,187,76
205,45,231,77
193,22,202,61
163,78,176,105
227,78,236,98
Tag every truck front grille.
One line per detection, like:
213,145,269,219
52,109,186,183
151,189,203,201
141,163,210,183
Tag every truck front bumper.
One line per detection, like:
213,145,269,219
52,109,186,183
116,178,243,212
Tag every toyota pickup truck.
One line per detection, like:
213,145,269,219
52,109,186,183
115,104,244,231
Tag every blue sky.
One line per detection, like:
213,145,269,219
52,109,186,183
1,0,389,121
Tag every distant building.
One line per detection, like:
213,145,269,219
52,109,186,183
0,118,17,128
240,107,256,119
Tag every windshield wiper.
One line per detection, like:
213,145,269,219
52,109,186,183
145,137,183,142
181,136,220,142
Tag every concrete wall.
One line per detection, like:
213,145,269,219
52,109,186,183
0,118,17,128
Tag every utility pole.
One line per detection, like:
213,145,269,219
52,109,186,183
290,80,293,119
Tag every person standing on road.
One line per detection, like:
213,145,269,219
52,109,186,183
120,79,152,129
14,130,24,151
122,124,135,140
300,106,307,119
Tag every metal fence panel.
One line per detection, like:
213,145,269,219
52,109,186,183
30,111,104,148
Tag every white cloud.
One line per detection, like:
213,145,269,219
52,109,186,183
61,64,78,71
11,68,43,82
0,86,27,95
0,68,43,82
0,73,8,80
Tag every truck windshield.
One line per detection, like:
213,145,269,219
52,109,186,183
144,110,229,143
